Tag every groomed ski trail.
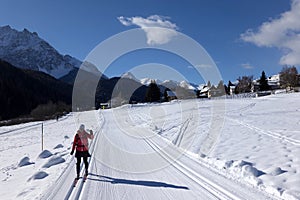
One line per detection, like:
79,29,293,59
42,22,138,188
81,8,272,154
77,107,276,200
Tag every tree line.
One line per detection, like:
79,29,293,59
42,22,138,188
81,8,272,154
218,66,299,95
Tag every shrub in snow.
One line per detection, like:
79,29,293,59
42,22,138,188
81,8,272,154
199,153,206,158
38,150,53,159
271,167,286,176
42,156,65,168
18,157,34,167
224,160,234,169
54,144,64,149
29,171,48,180
242,165,258,177
233,160,252,168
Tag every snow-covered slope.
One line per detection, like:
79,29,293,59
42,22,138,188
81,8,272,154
0,25,81,78
2,93,299,199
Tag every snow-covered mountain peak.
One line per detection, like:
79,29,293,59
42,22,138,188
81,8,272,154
179,80,196,90
140,77,163,85
0,25,81,78
139,77,199,90
121,72,140,82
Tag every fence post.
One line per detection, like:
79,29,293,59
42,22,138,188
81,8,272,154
41,123,44,151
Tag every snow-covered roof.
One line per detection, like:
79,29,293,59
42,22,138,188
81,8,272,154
166,90,176,97
200,86,209,93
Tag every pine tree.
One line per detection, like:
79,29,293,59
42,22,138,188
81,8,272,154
226,81,235,95
145,80,161,102
207,80,211,88
259,71,269,91
217,80,226,95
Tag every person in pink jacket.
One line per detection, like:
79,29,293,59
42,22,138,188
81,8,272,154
70,124,94,180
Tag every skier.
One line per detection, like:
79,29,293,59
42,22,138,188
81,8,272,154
70,124,94,181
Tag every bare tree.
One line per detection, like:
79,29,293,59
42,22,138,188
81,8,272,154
235,75,253,94
280,66,298,88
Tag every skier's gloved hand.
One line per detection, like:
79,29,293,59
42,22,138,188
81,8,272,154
70,150,74,155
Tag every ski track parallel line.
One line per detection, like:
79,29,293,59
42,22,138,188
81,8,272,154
71,111,105,200
144,136,239,200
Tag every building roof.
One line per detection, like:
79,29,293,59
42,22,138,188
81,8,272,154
166,90,176,97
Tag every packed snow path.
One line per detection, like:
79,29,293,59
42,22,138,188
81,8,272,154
46,106,275,200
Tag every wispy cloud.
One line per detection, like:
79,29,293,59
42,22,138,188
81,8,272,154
241,63,255,69
187,64,212,70
195,64,212,68
118,15,178,45
240,0,300,66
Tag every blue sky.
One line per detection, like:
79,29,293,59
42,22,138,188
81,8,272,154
1,0,299,85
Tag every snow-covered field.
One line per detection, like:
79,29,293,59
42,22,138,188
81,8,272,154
0,111,102,200
125,93,300,199
0,92,299,199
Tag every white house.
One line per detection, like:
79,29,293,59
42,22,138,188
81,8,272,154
267,74,280,90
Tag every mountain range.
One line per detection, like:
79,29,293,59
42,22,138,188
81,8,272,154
0,25,199,121
0,25,200,88
121,72,200,91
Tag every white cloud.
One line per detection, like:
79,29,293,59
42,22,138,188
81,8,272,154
240,0,300,66
117,15,178,45
241,63,255,69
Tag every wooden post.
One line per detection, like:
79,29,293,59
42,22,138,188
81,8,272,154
41,123,44,151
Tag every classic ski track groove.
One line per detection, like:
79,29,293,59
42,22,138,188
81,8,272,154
144,137,237,200
69,112,105,200
128,106,278,200
40,112,104,200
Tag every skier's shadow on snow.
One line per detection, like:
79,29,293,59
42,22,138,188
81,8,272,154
88,173,189,190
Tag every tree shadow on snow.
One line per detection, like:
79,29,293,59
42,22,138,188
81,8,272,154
88,173,189,190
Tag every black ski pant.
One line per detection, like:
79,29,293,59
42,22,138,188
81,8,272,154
76,157,88,177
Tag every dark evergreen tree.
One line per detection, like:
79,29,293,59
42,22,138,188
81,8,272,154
217,80,224,90
216,80,226,95
207,80,212,88
259,71,270,91
145,80,161,102
224,85,229,95
196,89,200,98
226,80,235,95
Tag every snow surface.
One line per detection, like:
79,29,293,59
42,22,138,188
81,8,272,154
0,93,300,199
